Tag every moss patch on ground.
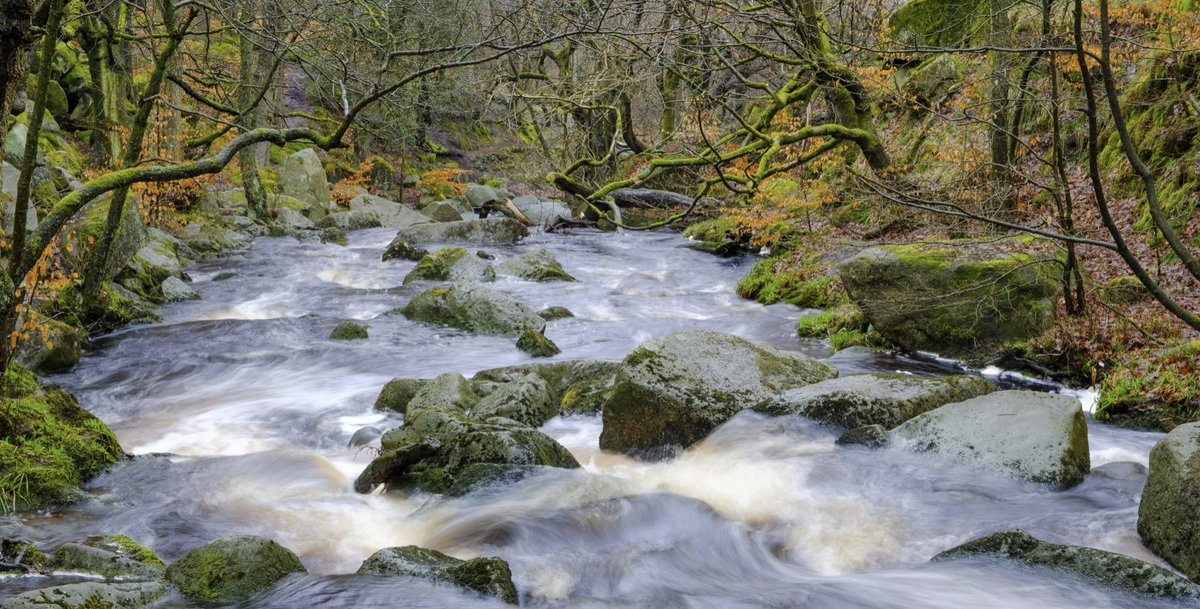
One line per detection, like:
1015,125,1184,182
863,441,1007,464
1096,340,1200,431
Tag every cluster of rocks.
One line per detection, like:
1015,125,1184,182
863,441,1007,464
0,534,520,608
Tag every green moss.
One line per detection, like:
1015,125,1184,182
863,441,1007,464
888,0,983,47
1096,341,1200,431
100,534,166,570
683,218,742,243
517,329,560,358
738,257,844,308
0,381,123,513
404,247,468,284
329,321,369,340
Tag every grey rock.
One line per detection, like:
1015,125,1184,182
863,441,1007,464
0,582,167,609
350,194,428,229
401,283,546,337
755,373,995,429
836,425,890,448
393,218,528,246
1138,422,1200,581
472,374,557,427
498,249,576,282
160,276,200,302
892,390,1090,488
357,546,517,604
403,247,496,285
278,149,331,218
512,195,571,226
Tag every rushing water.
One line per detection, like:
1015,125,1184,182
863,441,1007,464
0,228,1183,608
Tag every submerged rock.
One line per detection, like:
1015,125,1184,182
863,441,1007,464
516,329,560,358
166,536,306,602
839,243,1059,356
936,530,1200,599
403,248,496,284
401,283,545,337
755,373,994,429
1138,422,1200,581
0,582,167,609
498,249,576,282
393,218,528,246
600,330,837,456
358,545,518,604
538,306,574,321
836,425,890,448
48,535,164,581
892,391,1090,488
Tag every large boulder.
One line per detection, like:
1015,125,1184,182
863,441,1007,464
0,369,125,511
498,249,576,282
839,243,1059,355
755,373,994,429
0,582,167,609
401,283,545,337
160,276,200,302
373,378,430,413
473,374,556,427
404,373,479,417
358,546,517,604
888,0,982,48
421,200,464,223
393,218,528,246
403,248,496,285
349,194,428,229
465,184,504,208
277,149,330,220
892,391,1090,488
4,123,28,166
1,162,38,234
903,54,964,109
64,195,149,282
382,239,428,262
119,227,184,301
936,531,1199,600
15,317,85,373
600,331,838,455
512,195,571,226
1137,422,1200,581
165,536,306,602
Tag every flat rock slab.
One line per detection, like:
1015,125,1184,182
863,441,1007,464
393,218,528,246
892,390,1090,488
755,373,994,429
0,582,167,609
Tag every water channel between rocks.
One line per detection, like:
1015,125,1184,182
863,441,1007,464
2,228,1178,608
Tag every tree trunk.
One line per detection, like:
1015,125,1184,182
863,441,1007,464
989,0,1015,212
237,0,268,219
0,0,31,136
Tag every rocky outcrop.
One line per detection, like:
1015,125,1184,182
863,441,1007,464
600,331,838,456
392,218,528,246
47,535,165,581
358,546,518,604
277,149,330,220
0,582,167,609
472,373,556,427
119,228,185,302
403,248,496,284
755,373,994,429
401,283,545,337
892,391,1090,488
839,243,1059,356
165,536,306,602
936,531,1199,599
373,378,430,413
1137,422,1200,581
498,249,576,282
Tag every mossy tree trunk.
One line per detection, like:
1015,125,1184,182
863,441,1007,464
0,0,30,137
237,0,268,220
989,0,1015,213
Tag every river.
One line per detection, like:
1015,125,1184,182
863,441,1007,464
0,228,1180,608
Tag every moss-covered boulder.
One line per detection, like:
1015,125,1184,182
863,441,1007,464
358,417,579,494
516,329,560,358
63,195,149,283
473,374,556,427
498,249,576,282
118,228,184,302
903,54,964,109
838,243,1059,356
892,391,1090,488
165,536,307,602
538,306,574,321
357,546,518,604
936,531,1199,599
404,373,478,417
373,378,430,413
888,0,982,48
600,330,838,456
329,321,368,340
15,317,85,373
1,538,47,572
1099,275,1152,305
755,373,994,429
473,360,619,416
277,149,330,220
0,582,168,609
401,283,545,337
48,535,164,581
382,239,429,262
1137,422,1200,581
0,367,124,512
393,218,528,246
160,277,200,302
404,248,496,285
